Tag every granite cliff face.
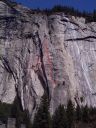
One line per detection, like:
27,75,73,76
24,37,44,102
0,0,96,118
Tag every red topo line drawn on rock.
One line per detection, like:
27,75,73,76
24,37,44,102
43,37,57,86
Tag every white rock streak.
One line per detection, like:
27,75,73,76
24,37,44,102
70,23,92,92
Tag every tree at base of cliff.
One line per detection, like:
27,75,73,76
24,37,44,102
23,110,32,128
82,105,89,123
52,104,67,128
0,102,12,123
75,105,82,122
11,96,24,128
11,96,32,128
32,92,52,128
66,100,75,128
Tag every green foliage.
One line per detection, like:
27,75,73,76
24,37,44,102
52,101,96,128
51,5,82,17
43,5,96,23
11,97,24,128
52,104,67,128
66,100,75,128
82,105,89,123
11,97,32,128
1,95,96,128
22,110,32,128
32,93,52,128
0,96,32,128
93,10,96,21
0,102,12,123
75,105,82,121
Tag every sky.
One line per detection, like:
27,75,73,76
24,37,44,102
15,0,96,12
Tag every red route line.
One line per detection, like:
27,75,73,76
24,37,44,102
43,37,57,86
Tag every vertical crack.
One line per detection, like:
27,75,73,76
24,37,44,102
32,31,50,99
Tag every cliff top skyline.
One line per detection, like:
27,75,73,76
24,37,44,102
15,0,96,12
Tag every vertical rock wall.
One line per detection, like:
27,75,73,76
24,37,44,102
0,1,96,118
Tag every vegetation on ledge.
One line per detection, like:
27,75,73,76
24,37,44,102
43,5,96,23
31,5,96,23
0,0,96,23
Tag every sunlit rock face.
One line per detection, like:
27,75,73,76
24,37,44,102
0,0,96,118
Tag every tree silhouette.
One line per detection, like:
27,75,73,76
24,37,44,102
82,105,89,123
32,92,52,128
66,100,75,128
75,105,82,121
52,104,67,128
0,102,12,123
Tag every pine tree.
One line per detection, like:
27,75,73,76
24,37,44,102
93,10,96,22
66,100,75,128
11,97,32,128
32,92,52,128
75,105,82,121
23,110,32,128
0,102,12,123
82,105,89,123
52,104,67,128
11,97,23,128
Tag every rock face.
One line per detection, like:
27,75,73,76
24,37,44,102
0,0,96,118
